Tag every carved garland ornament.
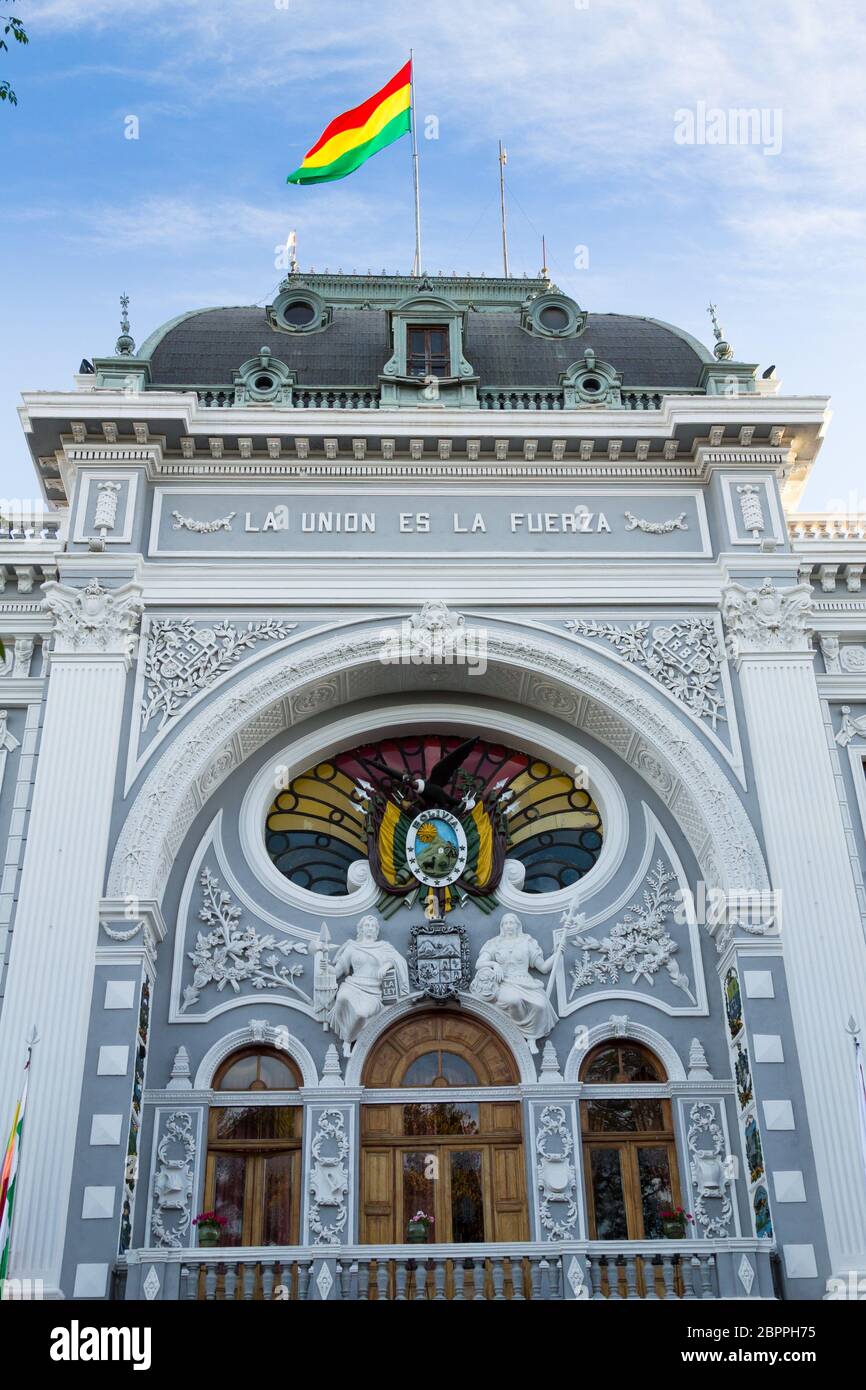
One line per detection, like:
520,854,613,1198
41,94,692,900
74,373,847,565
108,614,769,904
687,1103,733,1238
171,510,236,534
566,859,696,1004
180,867,310,1014
623,511,689,535
151,1111,196,1249
141,617,296,730
535,1105,578,1241
564,616,726,730
308,1110,350,1246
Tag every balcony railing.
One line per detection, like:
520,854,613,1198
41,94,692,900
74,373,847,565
123,1240,775,1302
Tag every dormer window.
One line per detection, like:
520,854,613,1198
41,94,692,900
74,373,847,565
407,325,450,378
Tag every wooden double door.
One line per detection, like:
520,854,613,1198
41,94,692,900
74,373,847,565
360,1100,529,1245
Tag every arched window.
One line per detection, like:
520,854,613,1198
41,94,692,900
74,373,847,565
580,1042,683,1240
360,1012,527,1246
205,1047,302,1247
214,1047,300,1092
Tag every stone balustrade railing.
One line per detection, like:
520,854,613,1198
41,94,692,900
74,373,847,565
788,514,866,542
192,385,697,412
123,1240,775,1302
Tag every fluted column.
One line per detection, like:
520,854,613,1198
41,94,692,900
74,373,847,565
723,577,866,1280
0,577,142,1297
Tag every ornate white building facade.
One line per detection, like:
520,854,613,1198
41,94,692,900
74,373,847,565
1,272,865,1302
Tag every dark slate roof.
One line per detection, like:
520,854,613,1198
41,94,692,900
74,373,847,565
146,306,707,389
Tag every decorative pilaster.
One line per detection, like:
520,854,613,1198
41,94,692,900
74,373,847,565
0,576,143,1296
722,577,866,1281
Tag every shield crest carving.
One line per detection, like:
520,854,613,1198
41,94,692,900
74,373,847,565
408,919,471,1000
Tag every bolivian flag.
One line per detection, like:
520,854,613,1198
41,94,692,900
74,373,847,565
0,1049,31,1285
288,59,412,185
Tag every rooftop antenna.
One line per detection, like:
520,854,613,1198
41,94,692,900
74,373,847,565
541,235,549,280
707,301,733,360
498,141,510,278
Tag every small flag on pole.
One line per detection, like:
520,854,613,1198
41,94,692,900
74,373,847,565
0,1037,34,1286
287,59,412,185
850,1018,866,1187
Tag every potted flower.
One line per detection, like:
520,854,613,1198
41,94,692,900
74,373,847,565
660,1207,694,1239
193,1210,227,1247
406,1210,434,1244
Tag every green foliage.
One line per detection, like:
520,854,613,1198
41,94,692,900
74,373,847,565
1,11,29,107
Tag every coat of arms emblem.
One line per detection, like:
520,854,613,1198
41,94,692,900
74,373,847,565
408,919,471,1000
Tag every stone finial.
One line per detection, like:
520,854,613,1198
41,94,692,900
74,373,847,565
167,1045,193,1090
539,1039,563,1084
687,1037,713,1081
322,1044,344,1086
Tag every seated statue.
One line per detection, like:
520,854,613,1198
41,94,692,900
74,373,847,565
316,914,409,1056
470,913,558,1052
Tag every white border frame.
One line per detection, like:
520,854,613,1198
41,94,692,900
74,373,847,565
148,483,713,560
719,473,786,548
72,469,138,545
239,702,630,919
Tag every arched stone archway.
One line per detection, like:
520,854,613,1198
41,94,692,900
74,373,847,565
345,991,537,1087
108,618,768,905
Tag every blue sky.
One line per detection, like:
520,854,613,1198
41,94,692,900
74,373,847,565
2,0,865,511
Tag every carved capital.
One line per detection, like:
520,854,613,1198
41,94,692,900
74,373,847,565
721,577,814,657
42,577,144,663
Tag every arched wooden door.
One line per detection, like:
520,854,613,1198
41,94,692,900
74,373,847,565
360,1012,529,1245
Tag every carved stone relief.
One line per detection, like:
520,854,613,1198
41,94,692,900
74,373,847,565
150,1111,196,1249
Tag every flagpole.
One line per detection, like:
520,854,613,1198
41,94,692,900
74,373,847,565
498,141,510,278
409,50,423,276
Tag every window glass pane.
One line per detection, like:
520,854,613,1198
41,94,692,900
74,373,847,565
621,1046,663,1082
585,1099,665,1133
440,1051,478,1085
402,1152,435,1242
214,1107,296,1141
262,1153,294,1246
539,305,569,331
637,1146,674,1239
403,1103,480,1136
218,1055,258,1090
283,301,315,326
402,1052,441,1086
589,1148,629,1239
583,1046,620,1083
402,1049,479,1087
257,1054,298,1090
450,1151,485,1243
212,1154,246,1246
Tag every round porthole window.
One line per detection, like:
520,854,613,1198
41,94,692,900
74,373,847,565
254,374,275,392
539,304,569,332
283,300,316,328
582,377,602,393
